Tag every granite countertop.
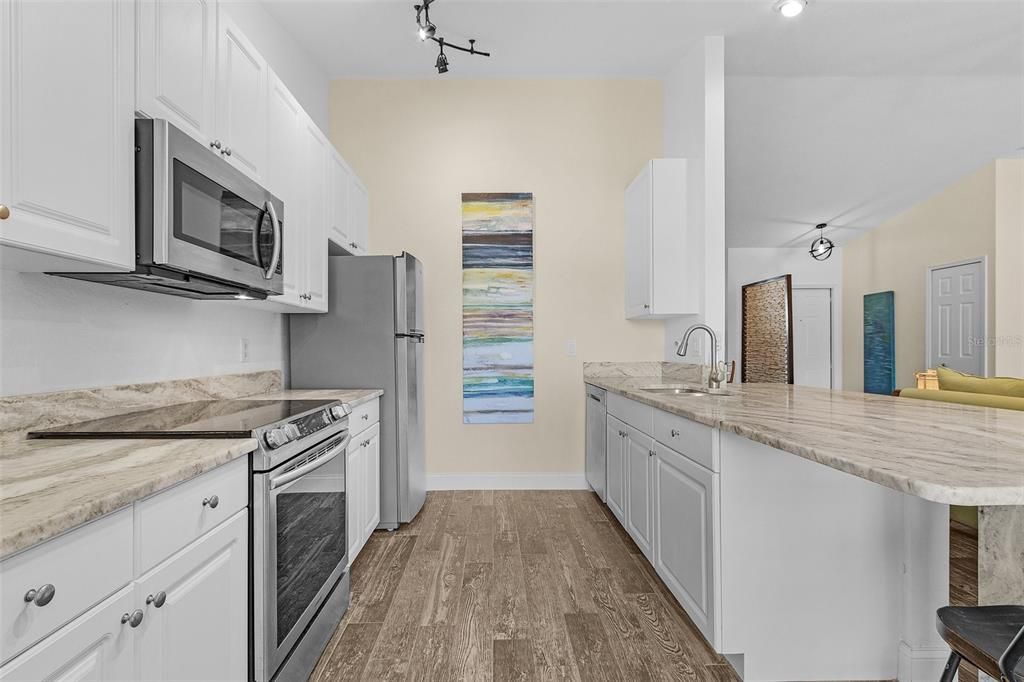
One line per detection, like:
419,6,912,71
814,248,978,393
586,375,1024,506
0,437,256,559
259,388,383,407
0,386,382,559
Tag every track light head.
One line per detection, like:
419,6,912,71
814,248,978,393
435,43,449,74
418,21,436,41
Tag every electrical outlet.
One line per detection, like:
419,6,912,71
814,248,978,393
239,337,250,363
566,339,577,357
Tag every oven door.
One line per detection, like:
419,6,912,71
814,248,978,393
253,430,349,682
145,119,284,295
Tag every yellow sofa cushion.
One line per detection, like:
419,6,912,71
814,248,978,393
936,366,1024,398
899,387,1024,411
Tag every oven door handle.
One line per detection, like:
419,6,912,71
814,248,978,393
269,433,349,490
263,199,282,280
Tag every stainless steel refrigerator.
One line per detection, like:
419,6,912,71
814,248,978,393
289,253,426,527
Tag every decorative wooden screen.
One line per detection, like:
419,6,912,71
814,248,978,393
741,274,794,384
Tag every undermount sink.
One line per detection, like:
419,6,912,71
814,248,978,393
640,385,734,397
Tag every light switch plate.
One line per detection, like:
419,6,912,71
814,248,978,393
239,337,251,362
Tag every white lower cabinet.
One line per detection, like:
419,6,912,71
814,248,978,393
596,386,719,648
0,461,249,681
652,442,717,643
605,415,627,524
624,424,654,560
136,510,247,682
346,404,381,565
0,587,135,682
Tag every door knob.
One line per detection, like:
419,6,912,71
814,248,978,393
121,610,144,628
146,591,167,608
0,204,10,220
23,584,55,606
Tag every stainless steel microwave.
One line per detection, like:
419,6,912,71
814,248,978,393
54,119,284,299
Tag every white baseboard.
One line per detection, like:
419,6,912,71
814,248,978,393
898,641,950,682
426,472,589,491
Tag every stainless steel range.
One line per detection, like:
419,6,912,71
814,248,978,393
30,398,353,682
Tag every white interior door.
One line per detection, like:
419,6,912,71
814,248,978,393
929,260,986,376
792,288,832,388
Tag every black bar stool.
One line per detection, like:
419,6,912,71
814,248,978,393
936,605,1024,682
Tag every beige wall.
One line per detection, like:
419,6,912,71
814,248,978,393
842,163,998,391
995,159,1024,377
329,80,664,476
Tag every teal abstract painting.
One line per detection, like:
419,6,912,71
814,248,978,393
864,291,895,395
462,193,534,424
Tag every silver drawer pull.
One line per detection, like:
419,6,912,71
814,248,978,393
202,495,219,509
146,591,167,608
670,429,680,437
121,609,144,627
23,584,55,607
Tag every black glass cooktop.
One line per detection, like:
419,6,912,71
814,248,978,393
28,399,336,439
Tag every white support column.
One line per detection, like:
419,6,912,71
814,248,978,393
899,496,951,682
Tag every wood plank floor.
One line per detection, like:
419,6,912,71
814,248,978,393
311,490,740,681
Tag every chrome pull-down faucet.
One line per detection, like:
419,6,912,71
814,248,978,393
676,323,725,389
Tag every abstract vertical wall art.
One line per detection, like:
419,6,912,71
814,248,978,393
863,290,896,395
462,193,535,424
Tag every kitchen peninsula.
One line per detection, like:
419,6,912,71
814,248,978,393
584,361,1024,682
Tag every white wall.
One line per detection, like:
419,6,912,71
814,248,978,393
727,247,844,389
662,37,725,362
220,0,330,132
995,158,1024,377
0,272,286,396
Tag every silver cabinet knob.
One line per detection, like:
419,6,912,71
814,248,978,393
121,609,144,627
649,449,656,457
670,429,680,437
643,303,650,310
202,495,219,508
349,241,357,248
23,584,55,607
209,140,222,150
0,204,10,220
222,147,232,157
361,414,369,421
146,591,167,608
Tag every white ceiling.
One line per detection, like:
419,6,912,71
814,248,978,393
262,0,1023,79
262,0,1024,247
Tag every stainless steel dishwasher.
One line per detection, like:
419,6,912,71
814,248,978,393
585,385,607,501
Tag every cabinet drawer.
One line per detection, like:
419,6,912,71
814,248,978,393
135,458,248,574
1,508,132,665
349,398,379,437
607,393,653,435
654,409,716,471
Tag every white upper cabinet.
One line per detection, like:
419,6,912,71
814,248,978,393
624,159,698,319
136,0,217,146
215,10,267,182
349,175,369,255
327,152,353,249
0,0,136,272
266,70,305,306
300,114,328,311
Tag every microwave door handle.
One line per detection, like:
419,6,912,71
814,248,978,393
269,432,349,490
263,200,282,280
251,206,266,270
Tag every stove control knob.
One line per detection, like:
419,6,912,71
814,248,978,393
329,406,349,422
264,428,291,449
283,423,301,440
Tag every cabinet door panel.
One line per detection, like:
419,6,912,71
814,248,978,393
653,443,716,642
328,153,352,248
136,0,216,144
216,12,266,181
136,511,247,682
362,427,380,539
623,162,651,318
0,587,135,682
300,117,328,310
605,416,626,524
624,426,653,559
0,0,135,271
346,444,362,565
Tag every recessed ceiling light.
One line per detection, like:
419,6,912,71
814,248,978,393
774,0,806,18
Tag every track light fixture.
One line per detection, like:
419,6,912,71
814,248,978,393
809,223,835,261
435,40,449,74
413,0,490,74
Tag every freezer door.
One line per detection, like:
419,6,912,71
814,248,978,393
395,253,423,336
